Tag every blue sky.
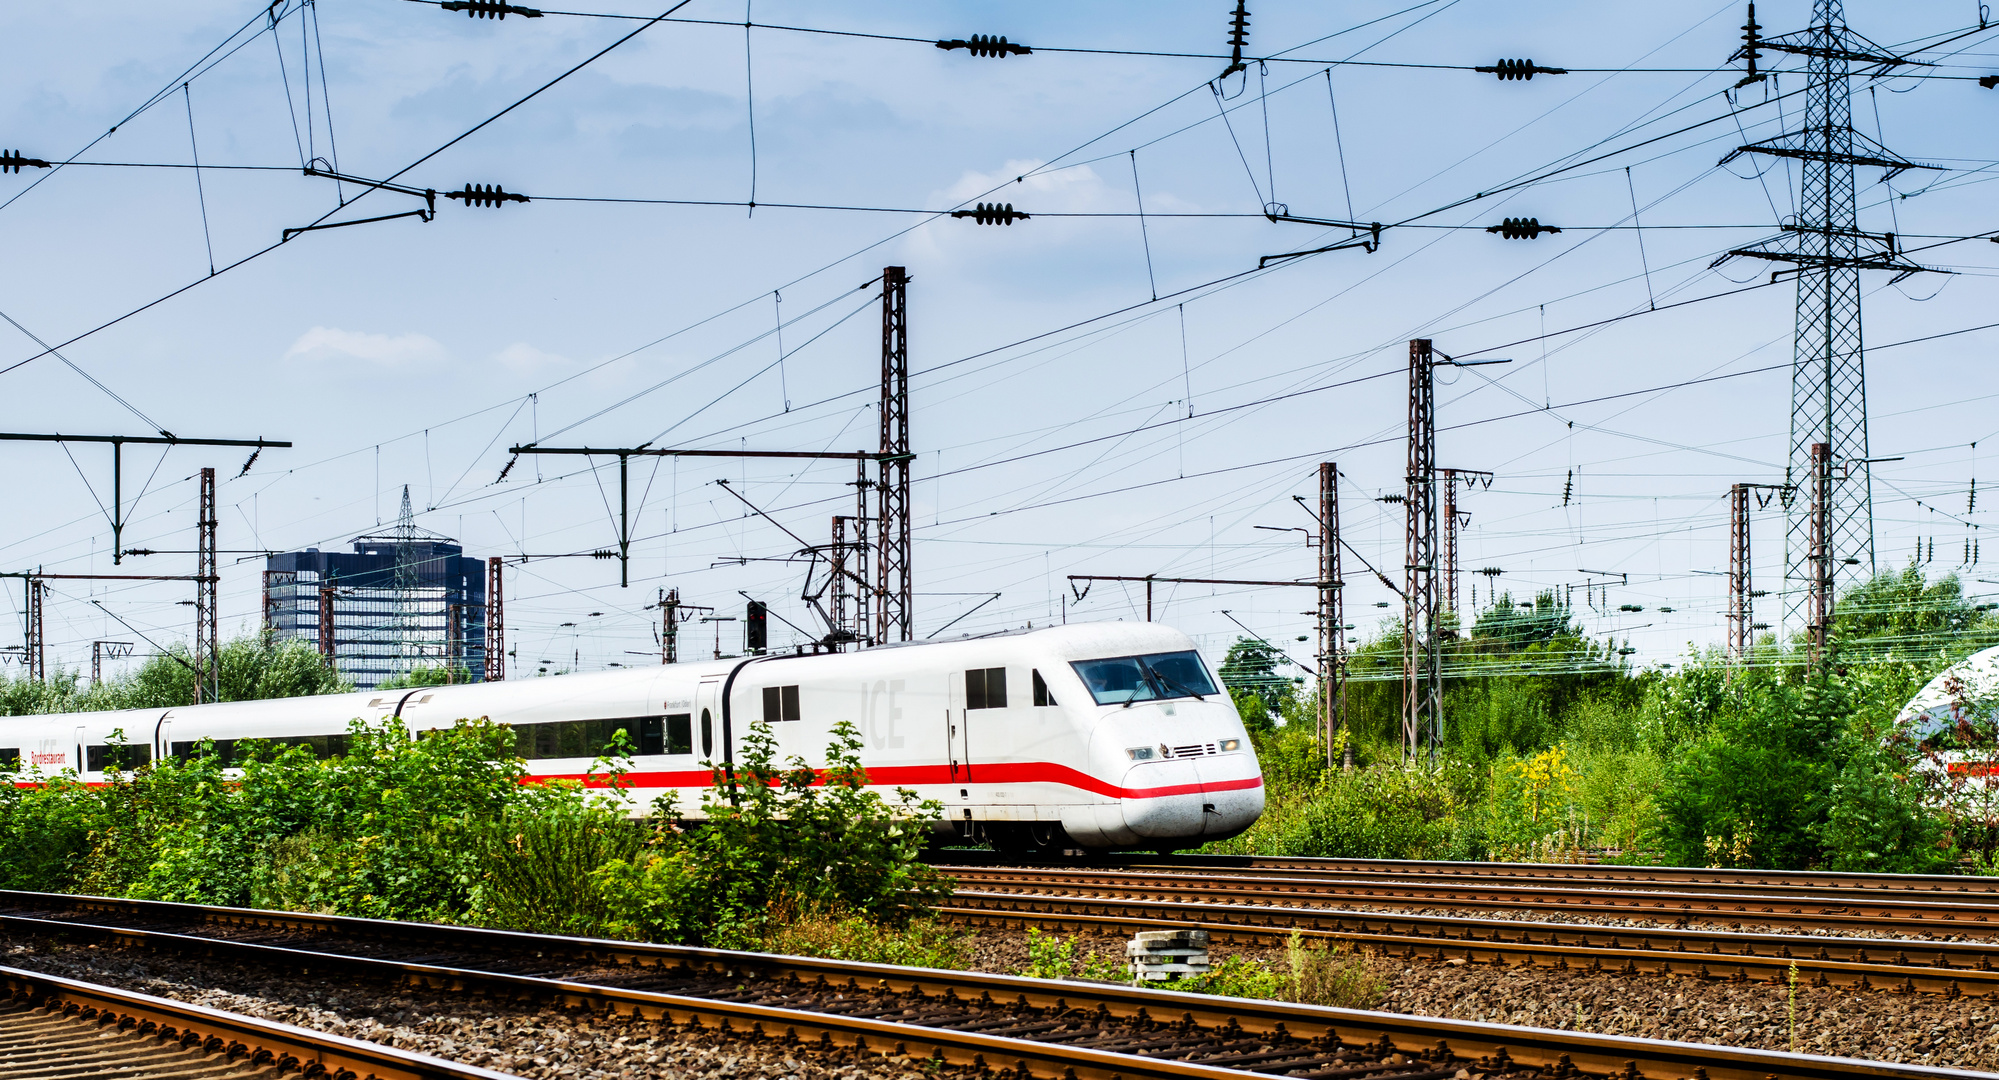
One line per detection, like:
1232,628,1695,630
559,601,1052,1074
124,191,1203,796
1,1,1995,681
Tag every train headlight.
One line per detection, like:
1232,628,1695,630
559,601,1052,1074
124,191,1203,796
1219,738,1241,752
1126,746,1155,760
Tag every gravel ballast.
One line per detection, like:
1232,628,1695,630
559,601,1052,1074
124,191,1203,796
963,928,1999,1071
2,938,980,1080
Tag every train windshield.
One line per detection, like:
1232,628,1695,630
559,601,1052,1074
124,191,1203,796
1071,651,1218,705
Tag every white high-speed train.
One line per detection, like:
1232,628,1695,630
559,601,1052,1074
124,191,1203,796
0,623,1264,852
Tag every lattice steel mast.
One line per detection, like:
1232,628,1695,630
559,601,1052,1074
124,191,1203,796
876,266,913,643
1717,0,1940,631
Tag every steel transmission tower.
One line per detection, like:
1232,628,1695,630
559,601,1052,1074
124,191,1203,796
1718,0,1939,632
391,485,422,679
1403,341,1440,767
876,266,913,644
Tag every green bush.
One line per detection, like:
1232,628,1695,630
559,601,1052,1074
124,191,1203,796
593,718,946,948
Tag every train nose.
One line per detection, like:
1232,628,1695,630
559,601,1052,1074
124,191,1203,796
1118,756,1264,842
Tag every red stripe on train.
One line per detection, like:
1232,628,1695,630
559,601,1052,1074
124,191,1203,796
524,762,1263,801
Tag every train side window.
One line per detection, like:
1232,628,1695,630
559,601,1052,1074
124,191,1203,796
1032,669,1057,707
966,667,1007,710
86,744,152,771
0,748,17,770
638,716,665,756
761,685,802,723
665,713,692,755
700,709,714,757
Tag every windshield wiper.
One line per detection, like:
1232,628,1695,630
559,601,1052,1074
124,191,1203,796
1144,661,1205,701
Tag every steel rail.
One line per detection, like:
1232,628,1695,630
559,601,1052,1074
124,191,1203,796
940,853,1999,899
0,964,517,1080
3,891,1994,1080
938,893,1999,997
937,867,1999,936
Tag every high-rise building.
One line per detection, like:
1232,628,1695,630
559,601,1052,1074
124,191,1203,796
263,533,488,689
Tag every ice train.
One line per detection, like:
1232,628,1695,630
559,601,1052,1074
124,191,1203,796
0,622,1265,852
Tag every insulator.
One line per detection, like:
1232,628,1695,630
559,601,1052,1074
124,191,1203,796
1,150,51,174
1486,217,1562,240
1983,75,1999,89
1475,58,1568,81
446,183,530,208
949,202,1029,225
1618,604,1643,612
934,34,1031,57
1226,0,1251,52
440,0,543,18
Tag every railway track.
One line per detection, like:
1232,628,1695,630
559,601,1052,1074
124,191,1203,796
937,865,1999,937
938,853,1999,900
0,963,514,1080
940,890,1999,997
2,889,1991,1080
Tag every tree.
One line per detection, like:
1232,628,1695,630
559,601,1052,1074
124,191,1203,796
1218,636,1297,729
377,664,472,690
0,634,347,715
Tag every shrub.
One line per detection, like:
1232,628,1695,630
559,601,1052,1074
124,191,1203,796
593,718,946,947
764,911,967,969
1179,933,1381,1009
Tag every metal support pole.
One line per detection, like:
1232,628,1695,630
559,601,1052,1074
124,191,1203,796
318,579,337,667
1728,483,1751,659
876,265,913,643
112,440,123,565
1146,576,1154,622
261,569,276,633
851,459,872,645
195,467,218,705
1809,442,1833,669
829,517,850,646
1319,462,1348,770
618,452,631,588
24,578,43,682
446,603,463,682
1403,340,1441,767
484,556,505,681
662,587,679,664
1441,469,1458,623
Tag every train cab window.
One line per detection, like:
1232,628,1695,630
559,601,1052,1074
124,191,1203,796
0,748,18,770
965,667,1008,709
1071,650,1217,706
700,709,714,758
665,713,693,755
761,685,802,723
1032,670,1057,707
86,744,152,771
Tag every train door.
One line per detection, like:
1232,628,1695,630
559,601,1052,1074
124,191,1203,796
695,677,723,764
73,724,86,775
947,673,971,783
155,712,174,765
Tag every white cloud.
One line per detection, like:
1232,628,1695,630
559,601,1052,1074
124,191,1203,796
493,342,574,374
282,326,450,367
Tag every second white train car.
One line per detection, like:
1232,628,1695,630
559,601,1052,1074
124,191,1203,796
0,622,1264,852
